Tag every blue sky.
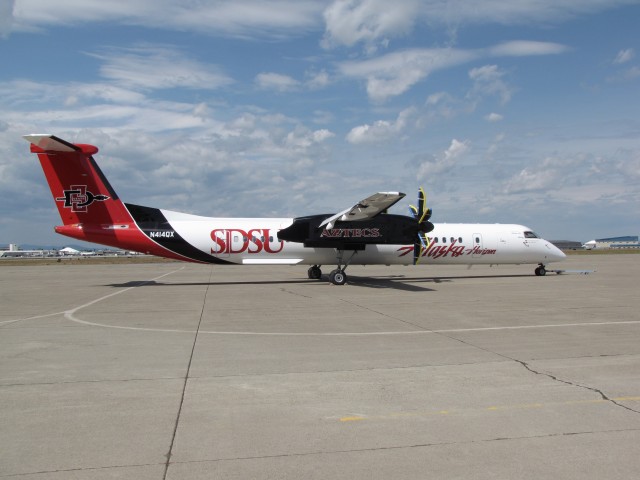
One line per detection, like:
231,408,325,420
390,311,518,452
1,0,639,246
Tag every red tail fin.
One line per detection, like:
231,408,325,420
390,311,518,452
24,134,144,249
25,134,208,261
24,134,132,226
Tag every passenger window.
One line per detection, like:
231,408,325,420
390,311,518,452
450,237,455,243
433,237,438,243
475,237,480,244
442,237,446,243
458,237,463,243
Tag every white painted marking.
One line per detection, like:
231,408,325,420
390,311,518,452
64,267,187,331
0,311,65,326
11,265,635,337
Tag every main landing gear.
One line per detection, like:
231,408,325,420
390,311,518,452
306,265,349,285
307,265,322,280
534,263,547,276
307,250,359,286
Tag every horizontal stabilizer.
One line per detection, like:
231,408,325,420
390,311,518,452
23,134,80,152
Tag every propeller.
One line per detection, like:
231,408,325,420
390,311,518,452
409,187,434,264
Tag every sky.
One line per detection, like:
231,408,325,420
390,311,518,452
1,0,639,247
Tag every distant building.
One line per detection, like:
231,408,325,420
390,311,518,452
583,236,640,250
0,244,51,258
550,240,583,250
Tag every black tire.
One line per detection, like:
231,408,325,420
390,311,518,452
535,266,546,276
308,266,322,280
329,269,347,285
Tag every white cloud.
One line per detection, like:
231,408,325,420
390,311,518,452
340,48,476,102
421,92,471,123
346,107,414,144
0,0,14,37
614,48,635,64
468,65,512,105
285,126,335,149
322,0,634,49
339,41,566,102
417,139,469,180
485,112,503,122
11,0,324,38
606,65,640,83
11,0,634,45
488,40,569,57
312,110,334,125
305,69,331,89
91,45,233,91
255,72,300,92
321,0,420,51
255,70,330,92
501,151,640,199
503,164,559,194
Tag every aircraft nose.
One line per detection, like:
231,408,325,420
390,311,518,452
545,241,566,261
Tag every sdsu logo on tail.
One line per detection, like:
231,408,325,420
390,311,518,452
56,186,109,212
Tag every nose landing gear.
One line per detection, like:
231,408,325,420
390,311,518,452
535,264,547,276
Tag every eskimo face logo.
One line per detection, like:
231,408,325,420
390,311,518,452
56,185,109,212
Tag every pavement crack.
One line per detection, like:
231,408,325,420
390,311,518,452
437,332,640,416
279,287,312,298
511,356,640,415
162,266,213,480
167,427,640,466
338,298,431,332
0,462,162,478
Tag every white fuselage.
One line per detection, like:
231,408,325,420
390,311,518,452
160,210,566,266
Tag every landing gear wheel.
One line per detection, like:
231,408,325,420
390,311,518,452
307,266,322,280
535,265,546,276
329,269,347,286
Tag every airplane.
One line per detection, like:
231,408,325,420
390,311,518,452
24,134,565,285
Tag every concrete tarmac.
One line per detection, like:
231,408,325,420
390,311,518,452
1,255,640,479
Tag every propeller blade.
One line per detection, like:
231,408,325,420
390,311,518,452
412,187,434,264
414,234,430,265
422,233,431,250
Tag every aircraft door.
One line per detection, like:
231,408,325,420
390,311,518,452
472,232,483,257
230,231,246,254
211,229,229,258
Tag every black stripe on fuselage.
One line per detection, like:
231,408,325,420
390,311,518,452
125,203,234,264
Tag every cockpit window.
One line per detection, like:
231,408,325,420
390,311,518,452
524,231,539,239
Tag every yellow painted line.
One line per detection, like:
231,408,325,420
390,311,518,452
487,403,543,411
613,396,640,402
341,410,450,422
339,396,640,423
340,416,365,422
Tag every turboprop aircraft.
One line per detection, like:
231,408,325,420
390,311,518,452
24,134,565,285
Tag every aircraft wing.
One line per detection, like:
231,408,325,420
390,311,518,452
319,192,405,229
